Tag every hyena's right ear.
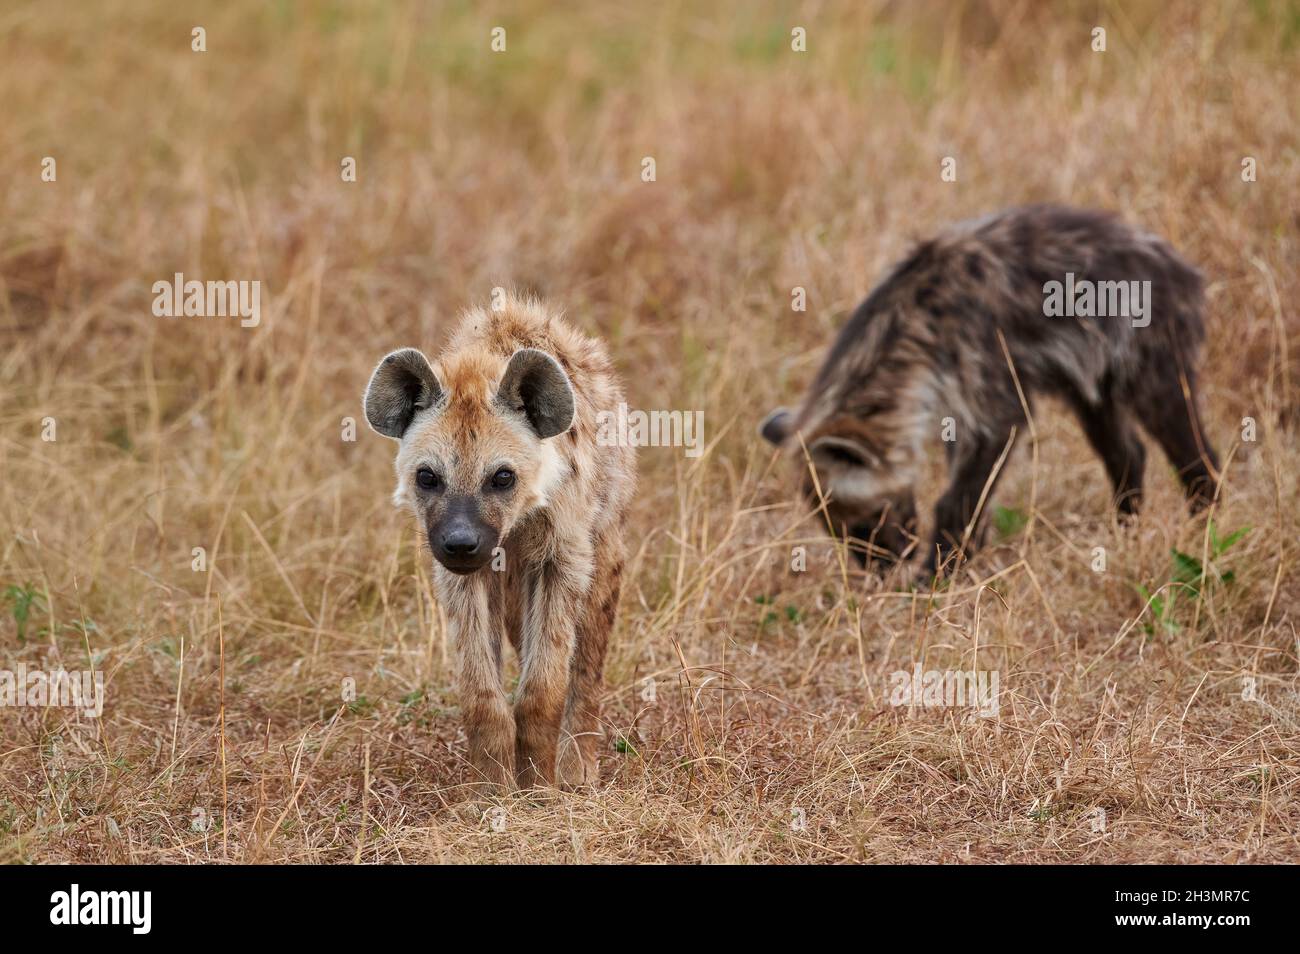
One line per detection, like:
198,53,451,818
496,348,576,439
364,348,443,439
759,407,794,445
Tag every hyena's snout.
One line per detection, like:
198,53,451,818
427,497,499,575
846,495,918,571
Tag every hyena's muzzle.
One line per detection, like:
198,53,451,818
427,496,499,574
840,494,918,570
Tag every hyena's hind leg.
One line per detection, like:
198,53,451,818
1136,370,1219,510
557,558,622,789
1069,392,1147,518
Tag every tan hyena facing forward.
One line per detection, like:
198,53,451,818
364,295,635,791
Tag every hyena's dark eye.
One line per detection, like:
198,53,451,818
415,467,442,492
489,467,516,490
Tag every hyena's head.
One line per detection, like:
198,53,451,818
760,407,918,569
364,347,574,575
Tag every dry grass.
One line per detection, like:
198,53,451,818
1,0,1298,864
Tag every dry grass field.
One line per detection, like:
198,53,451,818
1,0,1298,864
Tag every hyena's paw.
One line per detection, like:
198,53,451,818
514,741,565,791
463,744,516,799
514,762,552,791
905,558,958,593
451,794,512,827
461,776,512,800
901,562,933,592
556,737,600,791
451,774,514,820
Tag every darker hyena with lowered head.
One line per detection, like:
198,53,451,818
762,205,1219,580
364,295,635,791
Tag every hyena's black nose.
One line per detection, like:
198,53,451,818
431,500,497,574
441,529,481,557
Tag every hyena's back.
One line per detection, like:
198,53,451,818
813,204,1207,427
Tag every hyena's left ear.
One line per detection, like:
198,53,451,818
364,348,443,439
809,435,878,468
496,348,575,439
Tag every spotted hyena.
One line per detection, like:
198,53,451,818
761,205,1219,580
364,296,635,790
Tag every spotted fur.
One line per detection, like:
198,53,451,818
365,295,635,790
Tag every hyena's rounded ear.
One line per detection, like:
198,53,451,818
496,348,575,439
759,407,794,445
809,435,876,468
363,348,443,439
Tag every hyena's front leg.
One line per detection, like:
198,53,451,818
557,555,622,789
515,555,590,789
1139,371,1220,510
441,573,515,792
1071,395,1146,517
925,429,1016,577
